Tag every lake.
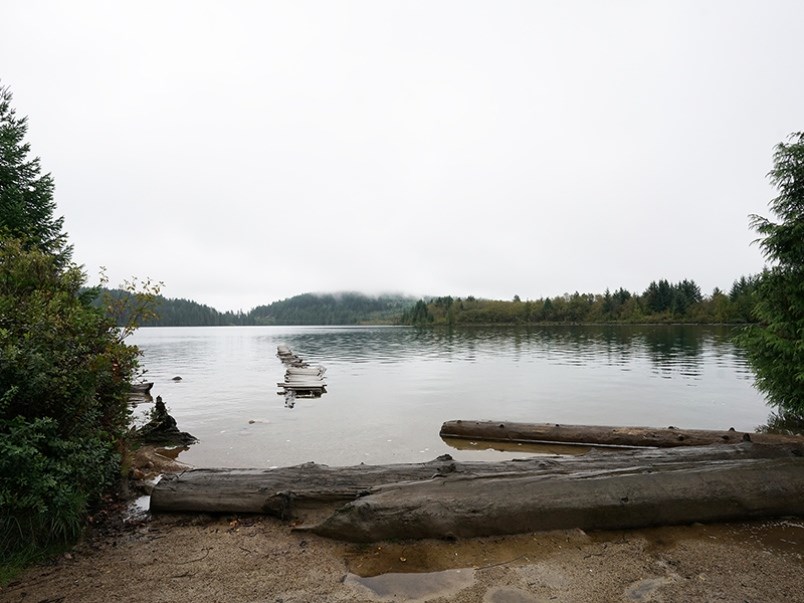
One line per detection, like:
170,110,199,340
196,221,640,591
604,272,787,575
129,324,768,468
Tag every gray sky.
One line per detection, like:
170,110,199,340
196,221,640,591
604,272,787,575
2,1,801,311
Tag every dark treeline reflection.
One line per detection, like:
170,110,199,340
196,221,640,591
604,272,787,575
269,324,746,379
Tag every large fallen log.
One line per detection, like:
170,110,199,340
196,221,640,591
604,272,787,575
306,454,804,542
440,420,804,448
152,457,456,516
151,443,803,518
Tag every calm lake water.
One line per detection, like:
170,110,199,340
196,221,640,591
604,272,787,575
129,325,769,468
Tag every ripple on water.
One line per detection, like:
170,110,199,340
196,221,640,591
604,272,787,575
129,325,769,468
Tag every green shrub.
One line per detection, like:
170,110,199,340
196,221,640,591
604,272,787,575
1,82,147,574
0,240,138,564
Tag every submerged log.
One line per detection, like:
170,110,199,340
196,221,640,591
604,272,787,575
151,443,803,519
307,454,804,542
440,420,804,448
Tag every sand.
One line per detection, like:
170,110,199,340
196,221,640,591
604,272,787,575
3,448,804,603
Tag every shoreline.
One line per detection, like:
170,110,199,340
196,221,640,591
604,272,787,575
6,512,803,603
6,447,804,602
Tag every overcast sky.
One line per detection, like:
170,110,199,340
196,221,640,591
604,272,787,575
2,1,801,311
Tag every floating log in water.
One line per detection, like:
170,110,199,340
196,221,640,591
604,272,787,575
130,381,154,394
276,345,327,401
287,366,326,375
276,345,309,368
128,381,154,406
439,420,804,448
283,371,326,379
277,383,328,391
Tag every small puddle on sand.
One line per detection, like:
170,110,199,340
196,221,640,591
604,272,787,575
344,568,475,601
624,577,677,602
591,518,804,558
343,519,804,601
345,530,589,578
343,532,586,601
123,495,151,523
441,436,592,456
124,475,162,522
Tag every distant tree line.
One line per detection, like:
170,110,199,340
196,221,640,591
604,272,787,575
98,289,250,326
103,277,763,328
249,293,414,325
400,277,761,326
98,290,416,327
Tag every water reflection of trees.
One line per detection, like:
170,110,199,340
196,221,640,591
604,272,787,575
757,408,804,435
273,325,737,378
447,325,728,378
639,326,704,377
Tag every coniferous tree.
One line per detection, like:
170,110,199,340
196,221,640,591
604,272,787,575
0,82,71,265
0,83,145,568
740,132,804,412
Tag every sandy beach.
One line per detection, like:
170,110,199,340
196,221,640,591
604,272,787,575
5,501,803,602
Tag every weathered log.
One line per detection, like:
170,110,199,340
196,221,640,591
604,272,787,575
307,455,804,542
287,366,326,375
151,443,803,517
440,420,804,448
152,456,457,516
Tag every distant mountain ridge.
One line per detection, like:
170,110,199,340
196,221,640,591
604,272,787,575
97,289,417,326
98,275,760,328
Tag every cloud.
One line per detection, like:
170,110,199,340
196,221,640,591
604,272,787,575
4,0,797,310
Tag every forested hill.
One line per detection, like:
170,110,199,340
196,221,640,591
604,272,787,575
401,277,760,326
249,293,415,325
97,288,249,326
98,276,760,327
97,289,416,326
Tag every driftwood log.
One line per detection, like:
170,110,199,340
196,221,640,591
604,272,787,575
152,456,459,517
307,453,804,542
152,443,804,541
152,445,788,515
439,420,804,448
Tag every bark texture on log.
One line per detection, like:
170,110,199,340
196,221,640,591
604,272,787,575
152,456,454,517
307,456,804,542
151,443,803,518
440,420,804,448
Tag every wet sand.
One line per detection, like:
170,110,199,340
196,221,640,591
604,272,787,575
4,512,803,603
4,447,804,602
